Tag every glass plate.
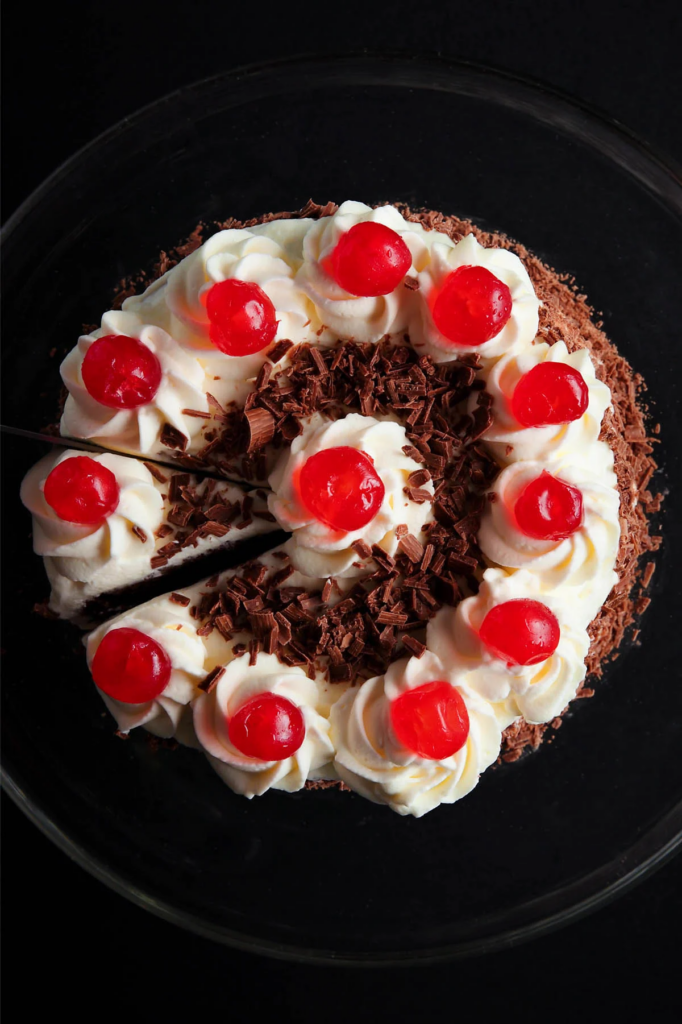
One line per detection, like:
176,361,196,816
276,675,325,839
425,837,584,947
2,55,681,964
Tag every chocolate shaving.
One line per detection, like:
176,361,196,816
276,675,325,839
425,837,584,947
351,539,372,560
401,635,426,658
397,533,424,564
143,462,169,483
169,592,190,607
267,339,294,364
160,423,188,451
198,666,225,694
181,408,212,419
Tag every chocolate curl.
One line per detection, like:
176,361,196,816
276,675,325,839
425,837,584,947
245,407,275,452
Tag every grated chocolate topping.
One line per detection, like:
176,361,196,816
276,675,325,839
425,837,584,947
148,474,270,571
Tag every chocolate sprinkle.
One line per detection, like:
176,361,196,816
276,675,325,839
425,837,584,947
198,666,225,694
160,423,188,451
143,462,169,483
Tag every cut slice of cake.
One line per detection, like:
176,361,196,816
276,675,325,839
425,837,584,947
20,447,281,623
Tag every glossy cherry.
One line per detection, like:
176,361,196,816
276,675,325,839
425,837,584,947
299,446,385,531
514,471,584,541
330,221,412,297
205,279,277,356
479,599,560,666
511,362,589,427
432,265,512,346
91,628,171,703
228,692,305,761
43,456,120,526
81,334,162,409
390,681,470,760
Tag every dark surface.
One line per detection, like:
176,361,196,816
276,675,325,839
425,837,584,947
2,1,681,1015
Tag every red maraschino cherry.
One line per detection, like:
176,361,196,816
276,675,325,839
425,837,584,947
228,693,305,761
511,362,589,427
205,279,277,356
330,221,412,297
299,446,385,532
479,600,560,666
91,628,171,703
81,335,162,409
390,681,470,760
43,456,120,526
432,265,512,347
514,471,584,541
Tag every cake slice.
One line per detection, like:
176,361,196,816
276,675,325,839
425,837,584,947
20,447,281,623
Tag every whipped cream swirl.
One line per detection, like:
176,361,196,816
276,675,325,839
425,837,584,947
134,220,313,344
330,650,502,817
60,311,209,455
87,602,207,740
126,220,317,396
193,652,333,796
296,201,429,343
478,454,620,622
21,449,164,618
482,340,612,464
268,413,433,577
416,233,540,361
427,568,591,725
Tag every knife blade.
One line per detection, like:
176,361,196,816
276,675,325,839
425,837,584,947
0,424,230,482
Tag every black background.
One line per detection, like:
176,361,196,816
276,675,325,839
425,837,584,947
3,0,681,1017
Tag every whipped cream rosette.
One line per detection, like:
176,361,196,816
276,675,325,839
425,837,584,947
60,225,317,460
427,568,591,726
86,601,208,742
296,200,430,343
267,412,434,577
416,233,540,361
478,453,620,621
60,310,210,457
193,652,334,797
124,219,318,391
481,340,611,465
330,651,502,817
